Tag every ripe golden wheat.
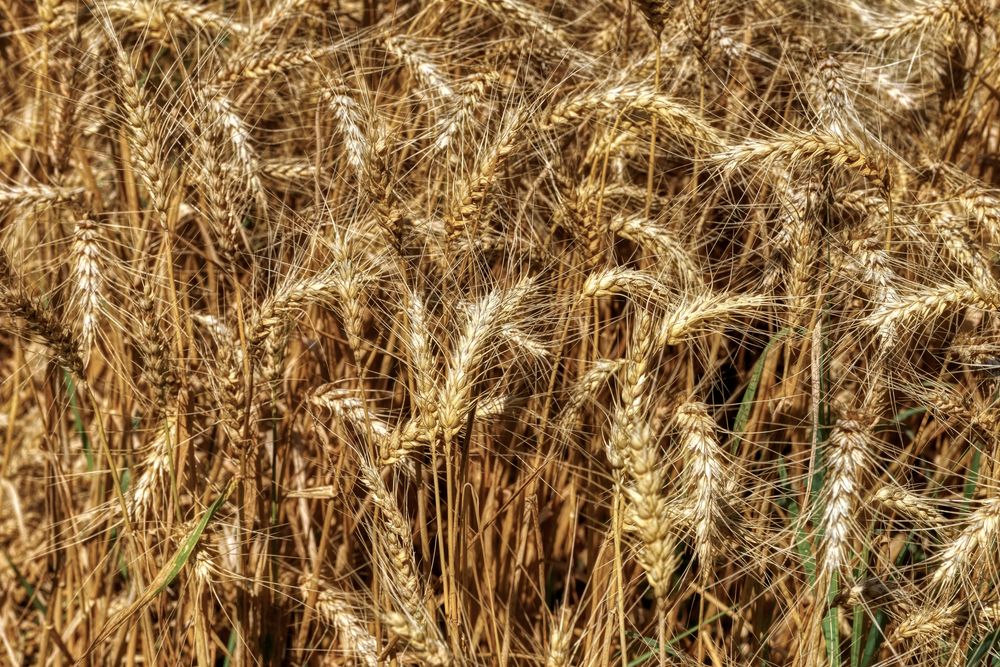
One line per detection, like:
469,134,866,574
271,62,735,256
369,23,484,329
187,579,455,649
1,0,999,665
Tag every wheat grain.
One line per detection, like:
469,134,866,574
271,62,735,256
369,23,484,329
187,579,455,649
126,420,174,521
358,463,426,609
684,0,715,59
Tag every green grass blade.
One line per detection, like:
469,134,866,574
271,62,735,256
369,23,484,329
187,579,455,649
732,328,793,451
627,611,728,666
969,629,1000,667
84,476,237,655
850,545,869,667
965,449,982,506
3,550,46,614
859,610,888,667
823,572,840,667
64,371,93,471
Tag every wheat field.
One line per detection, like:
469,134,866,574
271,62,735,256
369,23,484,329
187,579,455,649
1,0,999,665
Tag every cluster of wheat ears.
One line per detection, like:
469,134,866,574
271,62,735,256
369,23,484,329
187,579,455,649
1,0,1000,665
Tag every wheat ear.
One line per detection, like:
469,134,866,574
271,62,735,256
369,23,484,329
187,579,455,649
545,605,575,667
437,277,534,442
713,132,889,189
675,401,725,581
607,215,703,287
820,416,871,575
383,36,456,99
581,268,669,302
70,218,103,366
446,107,524,243
312,585,378,667
865,281,1000,345
0,183,81,209
873,485,952,537
467,0,572,50
126,420,175,521
634,0,670,36
558,359,625,435
358,463,449,664
0,248,83,376
655,292,771,346
547,84,723,150
868,0,976,41
891,603,968,644
109,37,171,228
608,310,676,600
324,80,371,178
433,74,487,155
930,498,1000,589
